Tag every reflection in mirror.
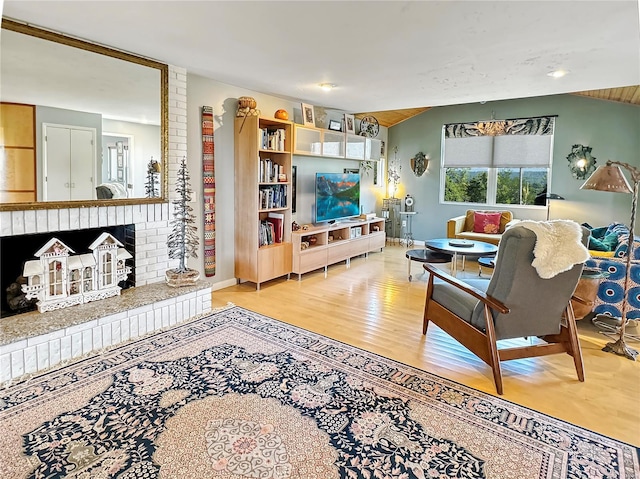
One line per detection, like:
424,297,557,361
0,19,168,210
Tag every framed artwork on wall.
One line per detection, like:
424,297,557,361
328,119,342,131
344,114,355,134
301,103,315,127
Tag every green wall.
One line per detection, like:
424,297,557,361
387,94,640,240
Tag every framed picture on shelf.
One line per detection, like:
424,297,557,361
328,119,342,131
301,103,315,127
344,114,355,134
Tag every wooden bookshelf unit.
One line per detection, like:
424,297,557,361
291,217,386,279
234,115,293,289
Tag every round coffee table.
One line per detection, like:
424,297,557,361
424,239,498,277
405,249,452,281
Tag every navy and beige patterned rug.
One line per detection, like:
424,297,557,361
1,306,638,478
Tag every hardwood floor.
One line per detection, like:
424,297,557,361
212,244,640,447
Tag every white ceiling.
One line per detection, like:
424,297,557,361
2,1,640,114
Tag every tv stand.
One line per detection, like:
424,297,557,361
292,217,386,280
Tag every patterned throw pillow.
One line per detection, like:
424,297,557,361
473,212,502,234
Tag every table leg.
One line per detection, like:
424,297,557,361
451,252,458,277
408,257,412,281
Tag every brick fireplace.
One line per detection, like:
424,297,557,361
0,65,213,384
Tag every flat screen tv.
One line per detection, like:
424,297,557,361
315,172,360,223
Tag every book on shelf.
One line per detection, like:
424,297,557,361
267,212,284,243
259,128,286,151
259,220,276,247
258,184,287,209
258,158,285,183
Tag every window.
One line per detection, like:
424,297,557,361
441,117,554,206
101,252,113,287
48,260,63,296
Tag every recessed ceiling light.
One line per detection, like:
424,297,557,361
547,70,569,78
319,83,336,91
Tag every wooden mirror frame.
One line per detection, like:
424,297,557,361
0,19,168,212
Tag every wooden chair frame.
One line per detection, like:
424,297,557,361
423,263,586,395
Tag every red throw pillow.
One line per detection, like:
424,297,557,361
473,212,501,234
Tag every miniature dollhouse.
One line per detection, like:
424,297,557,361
22,232,132,312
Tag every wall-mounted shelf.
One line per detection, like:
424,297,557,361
293,124,381,162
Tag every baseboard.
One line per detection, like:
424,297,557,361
210,278,239,291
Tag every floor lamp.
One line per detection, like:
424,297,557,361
546,193,565,221
580,160,639,360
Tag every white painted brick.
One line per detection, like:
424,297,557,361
71,333,83,358
153,309,162,330
189,298,197,318
69,208,80,230
47,209,59,232
36,210,48,232
130,315,140,338
111,321,121,345
144,310,153,332
142,204,151,221
161,306,170,328
133,205,145,223
116,206,125,224
125,205,133,224
49,339,61,366
80,208,90,229
66,319,98,335
1,354,12,383
203,299,212,313
196,298,204,315
36,343,49,371
24,210,37,234
60,336,72,361
82,329,93,354
0,339,28,355
102,324,112,347
107,206,117,225
176,301,184,322
99,207,108,227
92,327,103,350
138,314,148,336
36,342,49,370
11,350,24,378
154,204,162,221
23,346,38,374
58,209,70,231
168,304,177,325
0,211,12,236
11,211,25,235
120,319,130,342
99,312,125,326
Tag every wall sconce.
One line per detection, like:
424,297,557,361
567,144,597,180
410,151,429,177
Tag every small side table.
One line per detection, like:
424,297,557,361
399,211,417,247
405,249,452,281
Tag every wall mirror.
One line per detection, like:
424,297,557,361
0,19,168,211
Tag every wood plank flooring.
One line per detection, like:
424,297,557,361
211,244,640,447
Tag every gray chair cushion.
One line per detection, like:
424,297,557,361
432,278,490,323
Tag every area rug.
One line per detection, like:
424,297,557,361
1,307,638,479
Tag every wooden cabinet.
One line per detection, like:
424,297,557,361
234,115,293,289
291,218,385,279
0,103,36,203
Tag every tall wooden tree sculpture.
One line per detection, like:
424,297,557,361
166,156,200,286
145,157,161,198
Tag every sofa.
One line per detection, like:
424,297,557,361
447,210,514,246
584,223,640,320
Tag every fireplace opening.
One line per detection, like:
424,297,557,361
1,225,135,318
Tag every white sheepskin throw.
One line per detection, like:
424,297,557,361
517,220,590,279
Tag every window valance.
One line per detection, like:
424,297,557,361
443,116,555,168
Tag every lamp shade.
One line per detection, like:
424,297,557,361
580,165,633,194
